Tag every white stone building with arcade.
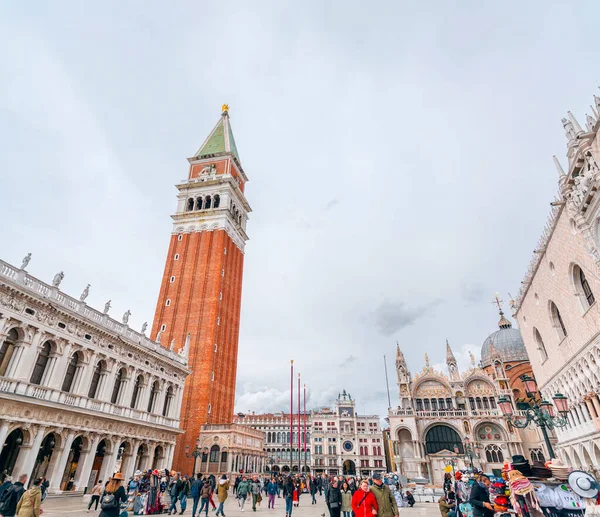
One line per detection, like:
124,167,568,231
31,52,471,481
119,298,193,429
0,258,189,493
513,94,600,470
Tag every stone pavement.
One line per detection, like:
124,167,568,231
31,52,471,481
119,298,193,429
38,493,440,517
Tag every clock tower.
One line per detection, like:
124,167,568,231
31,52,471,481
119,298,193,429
152,106,251,473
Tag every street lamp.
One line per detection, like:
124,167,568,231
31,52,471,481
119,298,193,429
454,437,480,469
185,440,202,475
497,375,569,459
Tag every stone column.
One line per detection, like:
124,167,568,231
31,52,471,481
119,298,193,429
11,329,45,382
74,435,101,491
48,431,76,492
591,395,600,418
118,444,135,478
585,398,597,419
75,353,97,396
15,426,46,482
125,442,141,480
138,379,151,413
99,362,119,403
0,421,11,455
47,342,73,390
99,441,119,482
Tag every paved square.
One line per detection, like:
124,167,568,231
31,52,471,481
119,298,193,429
39,493,439,517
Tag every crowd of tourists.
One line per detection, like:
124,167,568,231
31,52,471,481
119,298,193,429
0,469,415,517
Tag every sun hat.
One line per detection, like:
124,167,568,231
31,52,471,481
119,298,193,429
112,472,124,480
568,471,600,499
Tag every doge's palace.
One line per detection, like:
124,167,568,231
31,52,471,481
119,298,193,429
0,258,189,494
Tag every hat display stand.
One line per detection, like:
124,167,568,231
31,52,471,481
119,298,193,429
500,460,588,517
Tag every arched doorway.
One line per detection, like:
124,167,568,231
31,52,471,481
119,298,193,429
292,465,299,472
61,436,85,491
343,459,356,475
282,465,290,473
425,425,463,485
152,445,164,470
31,433,57,481
0,428,24,476
301,466,310,473
271,465,280,473
209,445,220,473
115,441,131,475
90,440,107,486
135,444,148,472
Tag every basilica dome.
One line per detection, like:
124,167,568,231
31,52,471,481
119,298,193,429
480,311,529,367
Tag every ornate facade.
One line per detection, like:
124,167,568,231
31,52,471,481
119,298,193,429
513,94,600,469
233,412,312,474
388,318,545,485
195,424,266,477
236,392,386,477
0,260,189,493
310,392,386,477
151,106,251,473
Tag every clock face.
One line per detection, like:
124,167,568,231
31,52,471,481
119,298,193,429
343,441,353,452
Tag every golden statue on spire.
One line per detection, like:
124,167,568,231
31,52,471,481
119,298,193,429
222,103,229,114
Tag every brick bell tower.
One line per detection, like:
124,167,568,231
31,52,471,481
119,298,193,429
152,105,251,473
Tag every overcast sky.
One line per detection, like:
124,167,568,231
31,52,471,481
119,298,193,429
1,2,599,420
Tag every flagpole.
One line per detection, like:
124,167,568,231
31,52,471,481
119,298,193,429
290,360,294,474
303,383,307,474
297,373,301,474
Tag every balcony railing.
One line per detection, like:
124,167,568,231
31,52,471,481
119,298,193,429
389,408,501,418
0,377,180,429
0,260,187,368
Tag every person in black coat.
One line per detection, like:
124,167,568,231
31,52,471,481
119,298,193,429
326,479,342,517
469,475,494,517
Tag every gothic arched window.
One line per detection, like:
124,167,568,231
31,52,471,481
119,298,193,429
209,445,220,463
204,196,212,209
111,368,126,404
485,444,504,463
162,385,174,416
213,194,220,208
195,197,203,210
0,328,18,377
574,265,595,308
147,380,159,413
534,328,547,362
186,198,194,211
130,374,144,409
61,352,81,393
30,340,51,386
88,360,105,399
446,398,453,409
550,301,567,339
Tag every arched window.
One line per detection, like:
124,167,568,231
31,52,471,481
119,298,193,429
186,198,194,211
423,399,430,410
61,352,81,393
550,301,567,339
575,265,595,307
485,444,504,463
425,425,464,454
30,341,51,386
469,397,475,410
0,329,18,377
111,368,126,404
130,375,144,409
162,385,173,416
213,194,220,208
209,445,220,463
530,449,546,463
533,328,547,362
195,197,203,210
476,397,483,409
415,399,423,411
482,397,489,409
438,398,445,410
446,398,453,409
147,380,159,412
431,398,438,411
204,196,212,209
489,397,496,409
87,360,104,399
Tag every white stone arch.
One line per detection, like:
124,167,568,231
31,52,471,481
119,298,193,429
581,443,595,468
473,421,508,442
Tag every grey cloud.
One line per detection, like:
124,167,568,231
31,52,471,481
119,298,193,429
462,283,486,305
325,198,339,211
338,354,357,368
371,300,438,336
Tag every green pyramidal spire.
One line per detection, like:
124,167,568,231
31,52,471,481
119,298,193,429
194,104,240,163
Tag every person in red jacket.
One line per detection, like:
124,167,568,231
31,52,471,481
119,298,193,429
352,480,378,517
